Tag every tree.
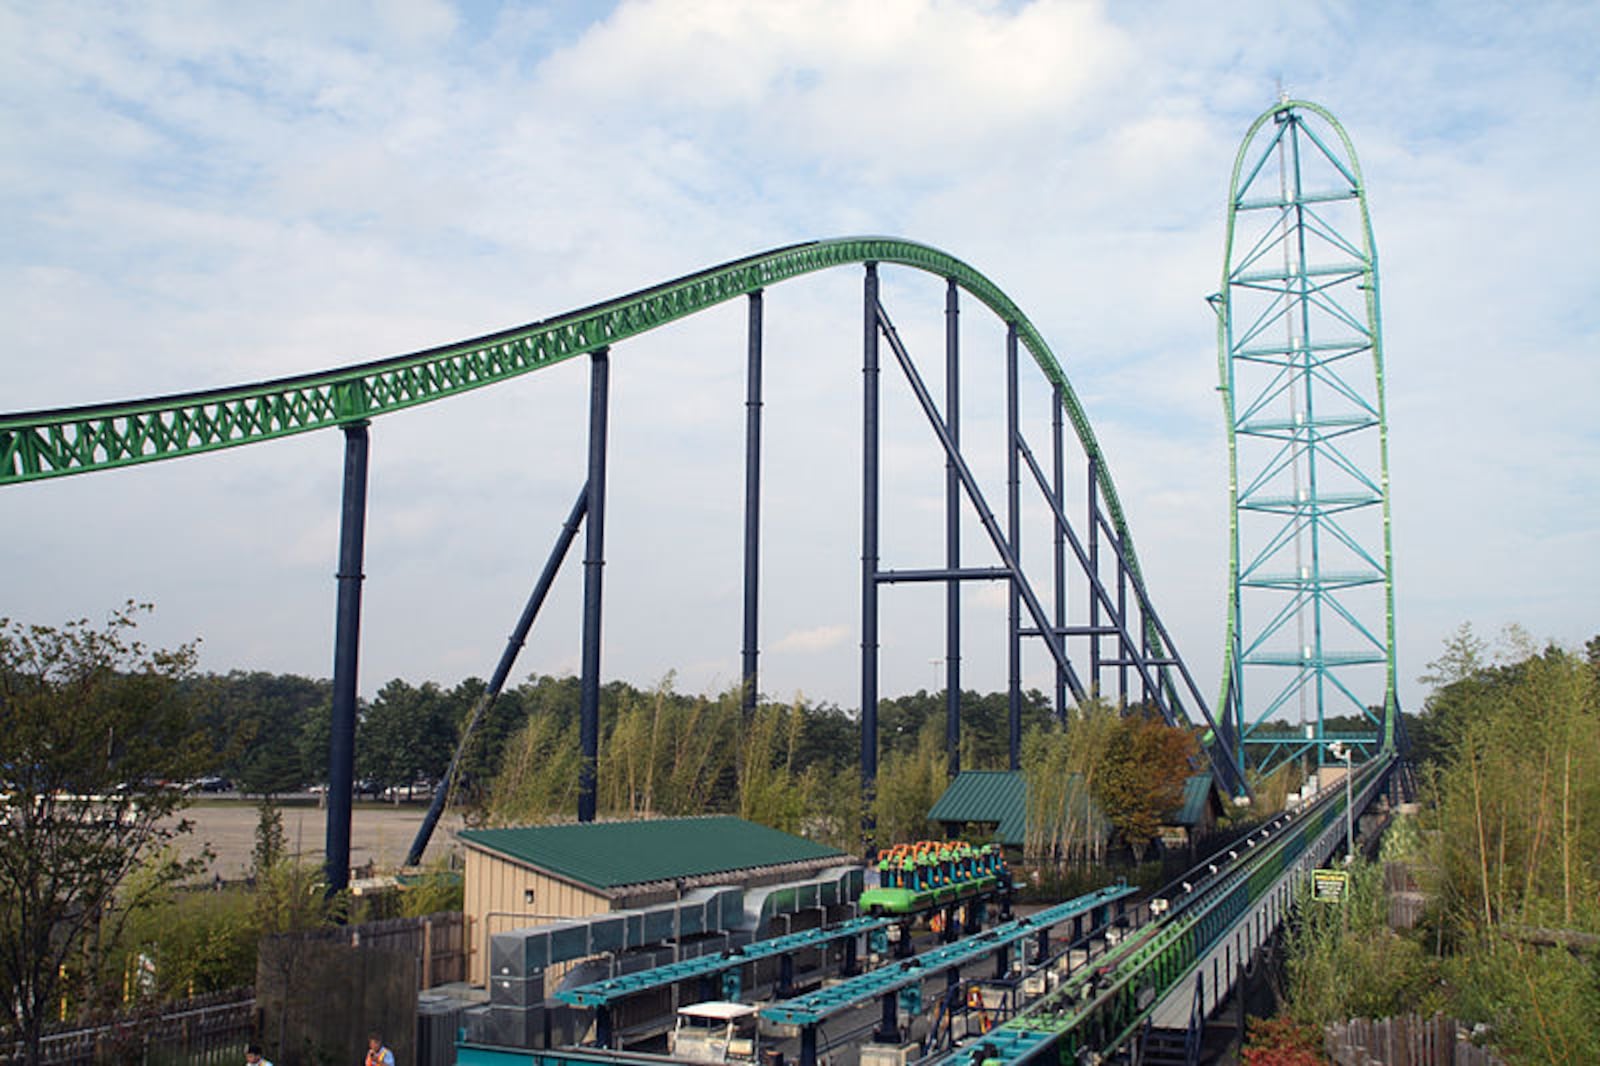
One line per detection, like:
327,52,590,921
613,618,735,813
252,798,287,878
188,671,332,795
871,722,948,845
1094,711,1197,861
737,700,806,833
1022,700,1118,867
0,604,210,1062
357,679,456,797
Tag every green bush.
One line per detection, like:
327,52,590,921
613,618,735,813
114,888,258,1002
1283,860,1444,1026
1444,938,1600,1061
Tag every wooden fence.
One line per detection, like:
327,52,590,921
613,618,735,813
304,911,466,989
254,912,466,1066
1,989,255,1066
1384,861,1428,930
1326,1014,1504,1066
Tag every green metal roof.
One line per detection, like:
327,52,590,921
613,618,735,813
459,816,844,891
928,771,1028,844
1168,773,1219,828
928,771,1108,847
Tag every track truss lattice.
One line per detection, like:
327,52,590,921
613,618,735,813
1214,101,1399,777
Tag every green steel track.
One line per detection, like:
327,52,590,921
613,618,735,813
955,751,1394,1065
0,235,1183,709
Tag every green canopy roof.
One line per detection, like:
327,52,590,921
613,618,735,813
928,770,1108,847
928,771,1028,844
1168,773,1221,828
460,816,845,891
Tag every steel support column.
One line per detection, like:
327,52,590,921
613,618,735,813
800,1026,818,1066
876,992,900,1044
1052,383,1067,721
861,264,880,844
1005,322,1022,768
326,420,369,895
406,485,589,866
578,348,610,823
1088,455,1101,695
945,278,962,773
875,301,1086,703
1117,532,1129,704
742,291,764,717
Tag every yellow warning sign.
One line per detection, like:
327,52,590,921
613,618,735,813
1312,868,1349,903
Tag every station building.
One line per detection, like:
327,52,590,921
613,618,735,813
460,815,848,985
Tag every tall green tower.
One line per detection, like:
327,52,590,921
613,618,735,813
1215,99,1398,780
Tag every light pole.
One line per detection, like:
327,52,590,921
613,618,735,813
1329,741,1353,863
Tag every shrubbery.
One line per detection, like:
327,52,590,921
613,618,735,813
1272,627,1600,1061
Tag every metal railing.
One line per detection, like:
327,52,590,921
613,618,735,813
1,989,256,1066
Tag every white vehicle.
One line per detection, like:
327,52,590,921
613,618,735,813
668,1001,761,1064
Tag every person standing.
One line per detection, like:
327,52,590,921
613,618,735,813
245,1044,273,1066
365,1032,394,1066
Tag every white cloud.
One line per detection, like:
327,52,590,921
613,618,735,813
771,624,851,655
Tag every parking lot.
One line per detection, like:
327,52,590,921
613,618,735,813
173,796,463,879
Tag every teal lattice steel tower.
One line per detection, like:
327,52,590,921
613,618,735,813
1214,100,1398,778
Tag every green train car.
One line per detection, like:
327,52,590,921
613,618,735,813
858,840,1010,916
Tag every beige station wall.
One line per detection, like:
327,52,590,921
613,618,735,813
464,846,612,986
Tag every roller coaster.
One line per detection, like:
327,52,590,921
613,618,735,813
2,231,1254,886
6,95,1405,1065
859,842,1011,917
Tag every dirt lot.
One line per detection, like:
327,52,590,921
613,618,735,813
174,798,464,879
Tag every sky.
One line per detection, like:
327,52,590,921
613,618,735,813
3,0,1596,724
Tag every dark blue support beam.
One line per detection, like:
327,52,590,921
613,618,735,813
878,567,1010,583
1052,383,1067,722
1005,323,1021,769
406,484,590,865
874,301,1086,704
742,291,763,717
895,921,914,959
876,992,900,1044
1017,445,1168,717
326,420,369,895
1140,594,1152,708
1117,532,1129,704
1088,455,1101,695
579,347,610,823
779,953,796,999
945,278,962,774
861,264,881,848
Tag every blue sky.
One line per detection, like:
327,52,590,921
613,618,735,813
3,0,1596,720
